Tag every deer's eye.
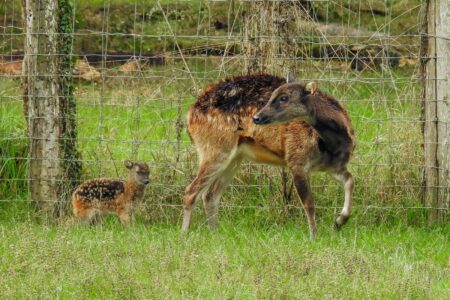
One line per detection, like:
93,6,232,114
279,96,288,102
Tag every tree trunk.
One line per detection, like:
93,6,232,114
421,0,449,223
242,0,311,74
22,0,81,219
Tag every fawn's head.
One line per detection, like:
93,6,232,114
253,74,318,125
124,160,151,185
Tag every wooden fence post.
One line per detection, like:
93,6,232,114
421,0,449,223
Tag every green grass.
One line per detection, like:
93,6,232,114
0,79,27,199
0,212,448,299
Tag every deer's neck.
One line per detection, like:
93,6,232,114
126,179,146,201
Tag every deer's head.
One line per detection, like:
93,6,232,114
253,74,318,125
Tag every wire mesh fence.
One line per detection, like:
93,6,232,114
0,0,447,224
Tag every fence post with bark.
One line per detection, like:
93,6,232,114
22,0,81,218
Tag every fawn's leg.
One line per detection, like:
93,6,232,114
117,208,131,225
72,199,98,225
89,212,102,226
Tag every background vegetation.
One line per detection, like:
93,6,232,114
0,0,448,298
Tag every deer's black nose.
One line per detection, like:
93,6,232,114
253,115,262,124
143,179,150,185
253,114,270,125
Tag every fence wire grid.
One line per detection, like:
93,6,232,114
0,0,447,224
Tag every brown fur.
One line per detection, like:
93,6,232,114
72,161,150,225
183,74,355,238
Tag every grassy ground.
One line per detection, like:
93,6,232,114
0,208,448,299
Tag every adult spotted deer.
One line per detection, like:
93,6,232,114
183,74,355,238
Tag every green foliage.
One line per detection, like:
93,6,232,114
0,80,27,201
1,0,422,54
59,0,82,196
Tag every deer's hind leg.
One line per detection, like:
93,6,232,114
182,147,239,231
75,207,101,226
202,155,242,230
332,168,354,230
72,196,99,225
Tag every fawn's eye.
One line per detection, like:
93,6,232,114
279,96,288,102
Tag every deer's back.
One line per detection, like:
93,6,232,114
188,75,286,160
188,74,353,170
73,179,125,202
72,178,144,209
194,74,285,115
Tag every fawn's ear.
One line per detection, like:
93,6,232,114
286,72,297,84
124,160,134,169
305,81,318,94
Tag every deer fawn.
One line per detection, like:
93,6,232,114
183,74,355,238
72,160,150,225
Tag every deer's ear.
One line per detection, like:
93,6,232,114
305,81,318,94
124,160,134,169
286,72,297,84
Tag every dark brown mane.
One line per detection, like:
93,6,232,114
195,73,285,114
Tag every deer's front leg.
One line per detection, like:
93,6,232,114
291,168,317,239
